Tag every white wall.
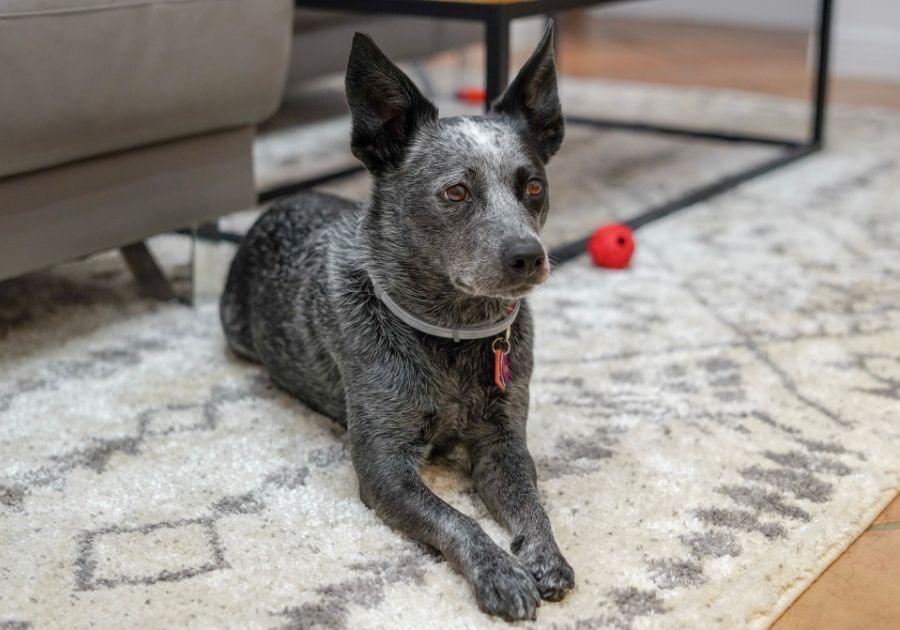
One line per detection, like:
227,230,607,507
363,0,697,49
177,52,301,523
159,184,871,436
597,0,815,31
833,0,900,82
593,0,900,82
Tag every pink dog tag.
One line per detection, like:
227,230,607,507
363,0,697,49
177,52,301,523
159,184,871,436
492,331,511,391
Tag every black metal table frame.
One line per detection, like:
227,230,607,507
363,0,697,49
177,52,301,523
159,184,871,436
257,0,833,263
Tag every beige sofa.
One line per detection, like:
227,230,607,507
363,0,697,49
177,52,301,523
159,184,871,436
0,0,294,282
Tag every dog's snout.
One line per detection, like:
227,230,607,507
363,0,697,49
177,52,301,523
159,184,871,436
503,237,545,276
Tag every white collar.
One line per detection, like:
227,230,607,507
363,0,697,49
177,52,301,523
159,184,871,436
369,274,520,342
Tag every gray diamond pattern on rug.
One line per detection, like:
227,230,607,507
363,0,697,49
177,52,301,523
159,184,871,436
75,517,228,591
1,81,899,629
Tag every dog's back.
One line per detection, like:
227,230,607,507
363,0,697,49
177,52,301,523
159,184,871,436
220,191,358,420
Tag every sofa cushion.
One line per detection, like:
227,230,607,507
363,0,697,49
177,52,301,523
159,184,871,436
0,0,293,178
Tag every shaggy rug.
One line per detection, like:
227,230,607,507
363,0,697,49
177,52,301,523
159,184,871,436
2,78,899,630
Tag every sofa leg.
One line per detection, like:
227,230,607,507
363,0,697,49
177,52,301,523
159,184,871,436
120,241,177,301
187,221,231,306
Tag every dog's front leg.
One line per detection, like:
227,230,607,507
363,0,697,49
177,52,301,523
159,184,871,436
470,429,575,602
349,421,541,620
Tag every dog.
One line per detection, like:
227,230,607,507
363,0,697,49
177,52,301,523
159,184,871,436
220,22,573,621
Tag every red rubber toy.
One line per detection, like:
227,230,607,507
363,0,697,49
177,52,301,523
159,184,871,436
455,87,487,104
587,223,635,269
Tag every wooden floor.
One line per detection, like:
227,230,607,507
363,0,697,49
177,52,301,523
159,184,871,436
773,495,900,630
548,15,900,630
554,15,900,110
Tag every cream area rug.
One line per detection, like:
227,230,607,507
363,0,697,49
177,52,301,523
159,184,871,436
2,79,899,630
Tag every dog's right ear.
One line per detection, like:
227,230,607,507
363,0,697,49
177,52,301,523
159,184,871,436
345,33,438,174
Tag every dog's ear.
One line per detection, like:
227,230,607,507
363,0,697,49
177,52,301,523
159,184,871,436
345,33,438,174
491,20,564,163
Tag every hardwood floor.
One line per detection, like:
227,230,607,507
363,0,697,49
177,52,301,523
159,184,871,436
772,494,900,630
552,15,900,110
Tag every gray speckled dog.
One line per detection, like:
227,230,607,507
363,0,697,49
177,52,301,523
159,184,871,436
221,23,573,621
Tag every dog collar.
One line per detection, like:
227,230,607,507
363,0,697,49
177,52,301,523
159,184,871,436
369,274,520,342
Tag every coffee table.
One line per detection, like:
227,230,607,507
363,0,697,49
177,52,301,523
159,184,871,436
261,0,834,262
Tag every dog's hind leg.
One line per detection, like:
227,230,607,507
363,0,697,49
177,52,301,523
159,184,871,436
220,244,258,362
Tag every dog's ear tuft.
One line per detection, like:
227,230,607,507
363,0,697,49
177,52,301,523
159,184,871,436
491,21,564,163
345,33,438,174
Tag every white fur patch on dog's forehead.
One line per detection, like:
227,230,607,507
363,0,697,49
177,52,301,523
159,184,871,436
442,117,523,160
457,119,501,149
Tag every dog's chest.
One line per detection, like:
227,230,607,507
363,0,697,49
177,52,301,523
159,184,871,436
424,343,496,443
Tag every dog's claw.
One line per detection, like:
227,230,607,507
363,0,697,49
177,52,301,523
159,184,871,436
469,550,541,621
516,540,575,602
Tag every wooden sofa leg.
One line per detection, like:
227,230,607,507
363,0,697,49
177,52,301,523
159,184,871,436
120,241,176,301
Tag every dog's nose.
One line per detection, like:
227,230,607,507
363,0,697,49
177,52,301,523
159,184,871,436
503,237,545,276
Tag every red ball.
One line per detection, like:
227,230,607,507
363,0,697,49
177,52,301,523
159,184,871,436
455,87,487,104
587,223,635,269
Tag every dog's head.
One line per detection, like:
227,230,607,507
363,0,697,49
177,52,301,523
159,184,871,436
347,23,564,300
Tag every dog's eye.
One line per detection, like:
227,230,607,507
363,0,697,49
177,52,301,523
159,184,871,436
444,184,469,203
526,179,544,196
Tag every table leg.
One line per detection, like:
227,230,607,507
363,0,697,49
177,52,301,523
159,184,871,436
485,14,510,109
810,0,833,145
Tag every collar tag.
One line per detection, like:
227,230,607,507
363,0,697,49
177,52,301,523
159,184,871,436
492,328,512,391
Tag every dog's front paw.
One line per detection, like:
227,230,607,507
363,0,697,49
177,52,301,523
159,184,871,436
513,537,575,602
469,550,541,621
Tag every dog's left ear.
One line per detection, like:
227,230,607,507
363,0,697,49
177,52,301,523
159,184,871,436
345,33,438,174
491,20,564,163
